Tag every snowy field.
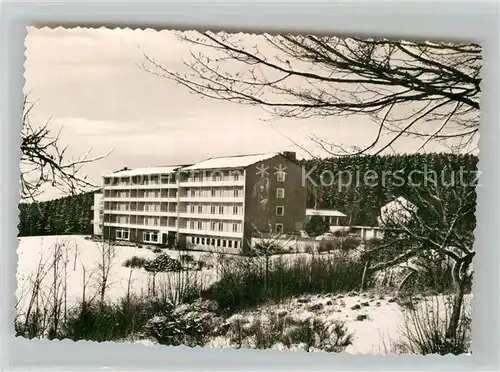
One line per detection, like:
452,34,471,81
17,235,218,313
204,293,469,355
16,235,469,354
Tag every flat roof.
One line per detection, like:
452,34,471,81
104,166,183,178
181,152,280,171
306,209,347,218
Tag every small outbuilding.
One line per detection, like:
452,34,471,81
305,209,347,227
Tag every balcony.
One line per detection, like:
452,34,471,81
104,196,173,203
104,209,131,214
102,222,177,230
178,212,243,221
102,195,131,200
129,210,177,217
178,196,244,203
179,179,245,188
128,197,177,203
104,182,178,190
178,228,243,238
104,209,177,217
103,184,132,190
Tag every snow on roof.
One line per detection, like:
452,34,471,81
104,166,183,178
378,197,417,226
306,209,347,218
181,152,280,171
381,196,416,211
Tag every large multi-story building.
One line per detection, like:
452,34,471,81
95,152,306,253
90,190,104,236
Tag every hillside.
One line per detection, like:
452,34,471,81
301,152,478,226
18,191,96,236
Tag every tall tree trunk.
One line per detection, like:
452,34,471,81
447,283,465,339
446,259,470,339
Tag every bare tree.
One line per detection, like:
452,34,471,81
94,240,117,309
16,253,51,337
20,94,111,200
47,241,68,338
140,32,481,155
364,182,476,339
246,225,292,292
80,262,95,309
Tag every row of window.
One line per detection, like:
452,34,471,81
106,189,244,199
188,172,241,182
106,204,162,212
105,174,176,186
105,191,168,199
105,174,242,186
105,190,178,197
116,225,283,244
116,229,130,240
106,170,286,188
187,204,243,215
116,229,160,243
106,186,286,200
106,171,287,186
185,188,286,199
107,216,176,227
188,220,242,233
106,198,283,216
143,231,159,243
187,188,243,198
106,205,243,220
105,172,245,187
107,204,284,223
188,236,240,249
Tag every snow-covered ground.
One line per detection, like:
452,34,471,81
205,293,470,355
17,235,218,313
16,235,470,355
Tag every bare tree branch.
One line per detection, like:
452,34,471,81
140,32,481,155
20,95,112,201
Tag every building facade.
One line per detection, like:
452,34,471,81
96,152,306,253
91,190,104,236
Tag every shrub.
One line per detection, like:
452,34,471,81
15,311,46,339
364,239,457,294
62,295,173,342
123,256,148,269
394,295,471,355
282,316,353,352
153,247,162,254
179,254,195,263
318,240,337,253
144,299,222,347
155,269,204,306
409,253,456,294
144,254,182,273
332,229,349,237
206,255,368,314
249,241,285,256
340,237,361,252
222,311,353,352
304,245,316,254
305,215,328,237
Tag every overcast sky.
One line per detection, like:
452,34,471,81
25,27,459,200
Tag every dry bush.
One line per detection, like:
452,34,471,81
394,295,472,355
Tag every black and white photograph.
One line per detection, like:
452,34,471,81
17,26,480,355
